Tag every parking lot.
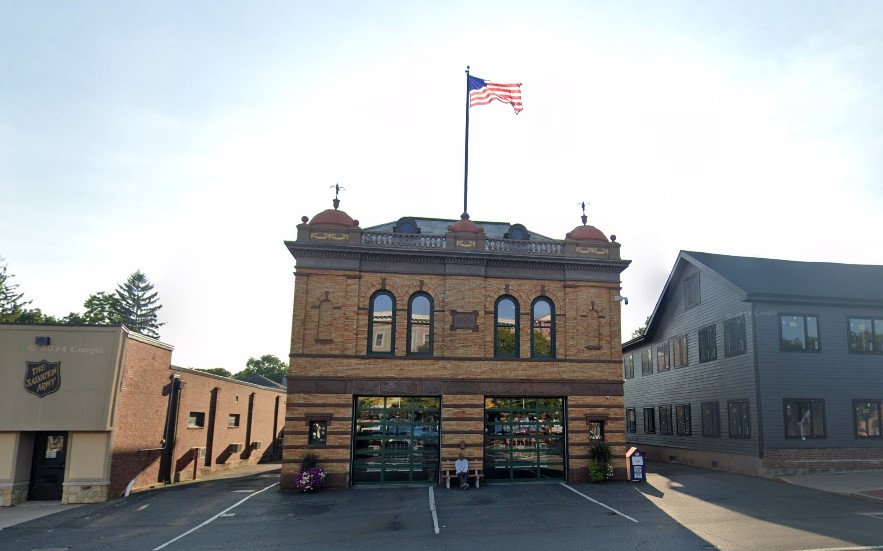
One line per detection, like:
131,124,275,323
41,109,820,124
3,462,883,551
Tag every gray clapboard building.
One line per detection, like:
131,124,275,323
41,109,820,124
622,251,883,476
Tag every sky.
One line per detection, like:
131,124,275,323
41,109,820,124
2,1,881,372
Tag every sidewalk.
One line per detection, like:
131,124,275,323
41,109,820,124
0,460,282,531
777,470,883,504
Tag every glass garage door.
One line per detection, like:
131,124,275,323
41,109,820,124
352,396,440,485
484,397,565,481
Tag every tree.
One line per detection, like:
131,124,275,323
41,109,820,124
235,354,287,383
631,316,651,339
0,256,30,322
82,292,122,325
113,270,164,338
196,367,233,378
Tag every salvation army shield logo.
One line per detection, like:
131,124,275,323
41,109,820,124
24,360,61,398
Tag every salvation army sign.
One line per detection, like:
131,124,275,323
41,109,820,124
24,360,61,397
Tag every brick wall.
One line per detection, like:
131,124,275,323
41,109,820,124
763,448,883,475
108,335,173,498
284,267,627,488
110,334,285,498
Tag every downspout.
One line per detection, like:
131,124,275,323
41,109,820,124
750,302,765,464
162,375,183,484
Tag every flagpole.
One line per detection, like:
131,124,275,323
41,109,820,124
463,65,470,215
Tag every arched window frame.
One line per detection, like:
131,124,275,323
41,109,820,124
530,296,556,358
368,290,396,355
407,292,433,356
494,295,520,358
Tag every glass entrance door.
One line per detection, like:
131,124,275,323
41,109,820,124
352,396,440,485
484,397,565,481
29,432,67,500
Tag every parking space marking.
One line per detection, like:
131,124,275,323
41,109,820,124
428,487,440,535
792,546,883,551
559,483,639,523
152,482,278,551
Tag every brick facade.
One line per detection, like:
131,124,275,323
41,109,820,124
0,325,285,505
282,208,630,488
110,335,285,498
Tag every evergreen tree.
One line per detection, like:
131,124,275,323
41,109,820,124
0,256,31,322
113,270,164,338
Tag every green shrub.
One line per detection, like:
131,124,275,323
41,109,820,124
589,462,614,483
301,451,318,472
589,442,611,465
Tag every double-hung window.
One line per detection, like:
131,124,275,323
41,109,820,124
626,408,637,433
672,335,688,368
407,293,433,356
853,400,882,438
728,400,750,438
656,343,670,372
494,296,519,357
676,404,692,435
701,401,720,437
698,325,717,362
644,407,656,434
780,315,820,351
531,297,555,358
848,318,883,354
641,349,653,375
659,405,673,434
783,399,825,439
623,354,635,379
724,316,746,357
369,291,395,354
684,274,700,309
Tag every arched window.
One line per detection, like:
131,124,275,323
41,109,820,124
494,296,519,358
408,293,433,356
531,297,555,358
368,291,395,354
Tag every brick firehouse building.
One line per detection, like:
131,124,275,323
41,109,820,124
281,200,630,488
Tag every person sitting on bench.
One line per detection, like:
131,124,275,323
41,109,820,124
455,452,469,490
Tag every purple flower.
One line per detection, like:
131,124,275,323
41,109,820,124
296,467,327,491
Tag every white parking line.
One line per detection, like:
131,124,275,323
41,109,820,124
792,547,883,551
152,482,278,550
428,486,440,534
559,483,639,523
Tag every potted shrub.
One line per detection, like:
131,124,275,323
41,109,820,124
589,442,614,483
296,452,327,492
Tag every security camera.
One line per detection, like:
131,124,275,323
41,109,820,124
614,295,629,305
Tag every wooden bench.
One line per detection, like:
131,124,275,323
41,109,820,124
441,460,484,489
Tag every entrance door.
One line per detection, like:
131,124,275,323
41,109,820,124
484,397,565,481
352,397,440,485
29,432,67,500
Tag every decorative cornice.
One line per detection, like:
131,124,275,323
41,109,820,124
286,241,629,273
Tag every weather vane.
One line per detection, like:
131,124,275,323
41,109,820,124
578,201,589,225
331,183,345,209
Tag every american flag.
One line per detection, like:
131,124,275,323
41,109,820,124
468,75,522,114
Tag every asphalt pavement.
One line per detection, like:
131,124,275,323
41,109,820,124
2,461,882,531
